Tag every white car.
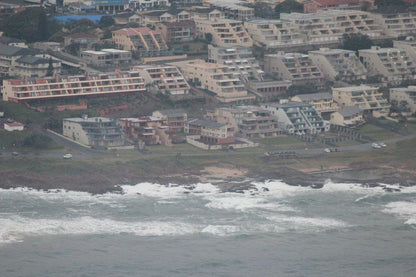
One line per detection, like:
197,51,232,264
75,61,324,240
324,148,331,153
371,143,381,149
379,142,387,147
63,153,73,159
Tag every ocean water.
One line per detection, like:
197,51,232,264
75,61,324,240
0,180,415,277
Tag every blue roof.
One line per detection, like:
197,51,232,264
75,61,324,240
54,15,109,23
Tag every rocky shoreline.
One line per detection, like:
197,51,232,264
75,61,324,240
1,163,415,194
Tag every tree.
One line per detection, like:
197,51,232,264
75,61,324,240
254,2,276,18
98,16,115,28
38,9,49,41
275,0,303,17
46,58,54,77
342,33,373,52
205,33,213,43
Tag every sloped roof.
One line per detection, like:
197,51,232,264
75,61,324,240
16,56,53,65
0,44,40,57
187,118,225,129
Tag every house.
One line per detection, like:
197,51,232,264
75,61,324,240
330,106,364,126
152,108,188,133
389,86,416,114
118,117,172,146
209,1,254,21
0,36,27,48
261,101,326,135
185,119,235,145
63,116,125,148
0,44,43,77
12,56,61,78
4,121,24,131
332,85,390,117
63,33,99,50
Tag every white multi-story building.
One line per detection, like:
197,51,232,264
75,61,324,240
389,86,416,114
244,19,305,49
281,9,386,45
332,85,390,117
264,52,325,86
308,48,367,82
207,45,263,81
133,65,190,95
359,46,416,84
170,59,255,103
209,1,254,21
80,49,131,67
393,37,416,62
375,12,416,38
195,19,253,48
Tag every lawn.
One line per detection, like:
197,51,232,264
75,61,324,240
357,124,401,141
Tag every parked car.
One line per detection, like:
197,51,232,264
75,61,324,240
372,143,381,149
324,148,331,153
63,153,72,159
12,151,19,156
379,142,387,147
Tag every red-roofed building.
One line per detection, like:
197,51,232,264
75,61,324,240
112,27,170,57
304,0,376,13
4,121,24,131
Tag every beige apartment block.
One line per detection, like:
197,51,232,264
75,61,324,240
359,46,416,84
304,0,376,13
133,65,190,95
209,1,254,21
375,12,416,38
80,49,131,67
291,92,339,113
190,7,225,21
280,9,385,45
2,70,146,102
264,53,325,86
332,85,390,117
309,48,367,82
244,19,305,49
389,86,416,114
112,27,169,56
170,59,255,103
195,19,253,48
393,37,416,62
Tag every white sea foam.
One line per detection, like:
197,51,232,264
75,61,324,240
383,201,416,226
201,225,240,236
0,216,200,245
264,215,348,232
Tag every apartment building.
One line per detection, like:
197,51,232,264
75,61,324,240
291,92,339,113
207,106,281,139
136,10,192,26
133,65,190,95
332,85,391,117
80,49,131,67
93,0,129,12
190,7,224,21
393,37,416,62
156,20,196,43
358,46,416,84
2,70,146,102
12,56,61,78
261,101,326,135
63,33,99,50
170,59,255,103
129,0,168,10
0,44,43,77
264,53,325,86
308,48,367,82
280,9,385,45
112,27,169,57
195,19,253,48
0,36,27,48
63,116,124,148
375,12,416,38
244,19,305,49
209,1,254,21
152,108,187,133
330,105,364,126
185,118,235,145
119,117,172,146
207,44,263,81
389,86,416,114
304,0,376,13
246,79,292,101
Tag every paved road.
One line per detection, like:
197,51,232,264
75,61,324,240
1,130,415,161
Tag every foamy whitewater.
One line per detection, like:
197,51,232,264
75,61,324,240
1,180,416,276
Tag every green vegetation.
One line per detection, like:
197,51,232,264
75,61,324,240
0,130,61,149
342,33,373,52
357,124,400,141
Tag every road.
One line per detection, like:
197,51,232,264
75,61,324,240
1,129,415,160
